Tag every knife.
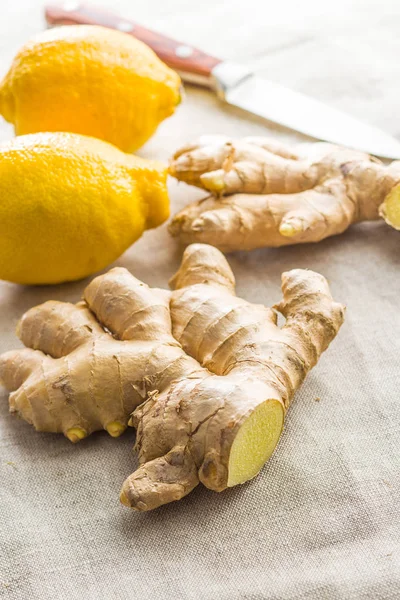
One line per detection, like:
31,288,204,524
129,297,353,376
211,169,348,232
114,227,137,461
45,3,400,159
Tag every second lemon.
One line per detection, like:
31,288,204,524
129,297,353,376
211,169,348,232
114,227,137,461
0,25,181,152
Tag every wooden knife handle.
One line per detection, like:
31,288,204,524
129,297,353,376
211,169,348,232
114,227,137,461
45,3,221,86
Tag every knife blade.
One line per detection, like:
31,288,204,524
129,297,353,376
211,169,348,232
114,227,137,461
45,3,400,159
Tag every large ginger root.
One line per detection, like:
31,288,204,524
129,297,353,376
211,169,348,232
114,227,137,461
0,244,344,511
169,136,400,251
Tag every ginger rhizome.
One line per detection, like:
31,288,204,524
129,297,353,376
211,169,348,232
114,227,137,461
169,136,400,251
0,244,344,511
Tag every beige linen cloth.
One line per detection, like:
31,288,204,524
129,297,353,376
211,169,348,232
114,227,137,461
1,2,399,598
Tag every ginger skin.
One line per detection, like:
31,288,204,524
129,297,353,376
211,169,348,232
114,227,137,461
169,136,400,251
0,244,344,511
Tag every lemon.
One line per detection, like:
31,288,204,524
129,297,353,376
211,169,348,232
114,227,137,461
0,132,170,285
0,25,181,152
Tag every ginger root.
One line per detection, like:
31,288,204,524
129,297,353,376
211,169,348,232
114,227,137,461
0,244,344,511
169,136,400,251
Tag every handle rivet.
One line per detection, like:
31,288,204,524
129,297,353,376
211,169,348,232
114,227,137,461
117,21,135,33
175,45,194,59
62,1,81,11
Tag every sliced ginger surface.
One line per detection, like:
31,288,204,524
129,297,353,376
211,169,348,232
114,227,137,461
228,400,284,487
380,184,400,230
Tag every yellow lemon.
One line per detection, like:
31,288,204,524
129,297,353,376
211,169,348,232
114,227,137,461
0,25,181,152
0,132,170,285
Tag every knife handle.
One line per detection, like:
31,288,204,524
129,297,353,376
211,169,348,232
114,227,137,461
45,3,221,86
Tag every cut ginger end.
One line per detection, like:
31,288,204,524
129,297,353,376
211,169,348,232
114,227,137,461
227,400,284,487
380,185,400,230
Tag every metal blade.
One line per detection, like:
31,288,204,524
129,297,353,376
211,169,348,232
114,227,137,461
212,62,400,159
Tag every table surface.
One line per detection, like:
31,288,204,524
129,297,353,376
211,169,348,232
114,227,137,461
1,2,399,599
